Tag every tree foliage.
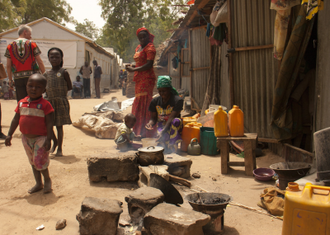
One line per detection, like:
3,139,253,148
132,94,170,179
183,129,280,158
97,0,187,62
0,0,73,32
75,19,99,40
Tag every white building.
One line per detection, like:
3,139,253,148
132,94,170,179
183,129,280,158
0,17,121,94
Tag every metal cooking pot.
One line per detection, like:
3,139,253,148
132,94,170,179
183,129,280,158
136,146,164,166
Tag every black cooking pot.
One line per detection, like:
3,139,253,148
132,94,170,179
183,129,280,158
136,146,164,166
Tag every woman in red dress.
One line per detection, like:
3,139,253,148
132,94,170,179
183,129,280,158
126,27,156,137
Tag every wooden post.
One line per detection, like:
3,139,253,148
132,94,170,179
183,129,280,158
227,0,234,107
189,29,193,109
244,140,256,176
220,140,229,174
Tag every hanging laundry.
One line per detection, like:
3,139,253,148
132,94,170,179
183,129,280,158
213,23,226,42
206,23,211,37
270,0,301,60
301,0,324,20
187,0,195,5
271,0,301,12
273,10,291,60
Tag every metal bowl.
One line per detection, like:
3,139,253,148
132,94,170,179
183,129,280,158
185,192,232,214
253,168,275,181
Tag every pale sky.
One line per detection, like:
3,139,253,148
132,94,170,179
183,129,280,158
65,0,106,31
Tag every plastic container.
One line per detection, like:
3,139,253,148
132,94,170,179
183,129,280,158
181,122,202,152
282,183,330,235
200,127,218,155
214,106,228,137
182,117,197,126
228,105,244,137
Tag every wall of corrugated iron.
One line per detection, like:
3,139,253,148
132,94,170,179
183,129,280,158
191,28,211,110
168,52,181,89
181,49,191,91
220,42,230,109
231,0,278,138
315,2,330,132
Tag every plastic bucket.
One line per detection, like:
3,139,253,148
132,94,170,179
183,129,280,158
200,127,218,155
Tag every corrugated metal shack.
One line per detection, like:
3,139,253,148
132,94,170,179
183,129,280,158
159,0,278,139
159,0,330,159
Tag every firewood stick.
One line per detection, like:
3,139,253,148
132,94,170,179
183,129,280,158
169,174,191,188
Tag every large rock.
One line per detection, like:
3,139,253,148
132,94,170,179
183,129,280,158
76,197,123,235
87,154,139,182
125,187,164,225
144,203,210,235
164,154,192,178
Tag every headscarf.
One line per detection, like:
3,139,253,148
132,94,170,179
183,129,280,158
157,75,179,95
48,47,64,68
136,27,155,43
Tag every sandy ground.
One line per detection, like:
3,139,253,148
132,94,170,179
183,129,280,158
0,89,284,235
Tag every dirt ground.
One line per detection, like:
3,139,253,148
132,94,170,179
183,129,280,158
0,89,284,235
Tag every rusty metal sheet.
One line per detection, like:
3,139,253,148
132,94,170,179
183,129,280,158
230,0,278,138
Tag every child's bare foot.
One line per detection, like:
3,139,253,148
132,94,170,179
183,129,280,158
49,141,57,153
49,137,57,153
43,179,52,194
55,149,63,156
28,184,43,194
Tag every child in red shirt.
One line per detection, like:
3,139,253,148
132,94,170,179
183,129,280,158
5,74,54,194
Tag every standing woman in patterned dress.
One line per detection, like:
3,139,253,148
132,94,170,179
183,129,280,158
44,48,72,156
126,27,157,138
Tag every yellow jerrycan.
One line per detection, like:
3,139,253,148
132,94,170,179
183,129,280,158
214,106,228,137
282,182,330,235
228,105,244,137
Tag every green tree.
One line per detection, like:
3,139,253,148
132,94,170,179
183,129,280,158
0,0,22,32
0,0,73,32
97,0,186,62
75,19,99,40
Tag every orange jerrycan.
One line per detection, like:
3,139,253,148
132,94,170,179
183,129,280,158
282,183,330,235
181,122,202,152
183,117,197,126
214,106,228,137
228,105,244,137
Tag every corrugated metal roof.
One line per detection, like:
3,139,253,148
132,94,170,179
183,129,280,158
158,0,217,64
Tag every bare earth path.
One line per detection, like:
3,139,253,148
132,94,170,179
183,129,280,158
0,89,283,235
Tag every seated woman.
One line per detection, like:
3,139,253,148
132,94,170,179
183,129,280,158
145,76,183,153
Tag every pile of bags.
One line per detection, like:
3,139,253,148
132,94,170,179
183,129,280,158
73,110,124,139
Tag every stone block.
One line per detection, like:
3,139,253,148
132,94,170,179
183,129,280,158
138,165,169,187
125,187,164,225
164,154,192,178
76,197,123,235
87,154,139,182
144,203,210,235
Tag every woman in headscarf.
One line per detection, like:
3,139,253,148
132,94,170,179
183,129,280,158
146,76,184,153
126,27,156,137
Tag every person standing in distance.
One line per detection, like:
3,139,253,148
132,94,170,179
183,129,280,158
79,61,92,98
93,60,102,99
5,25,45,102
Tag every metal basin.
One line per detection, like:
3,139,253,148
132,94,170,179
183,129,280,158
270,162,311,190
185,192,232,214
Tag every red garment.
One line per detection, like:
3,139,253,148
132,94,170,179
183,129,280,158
15,96,54,136
132,43,156,137
136,27,155,43
5,39,41,79
133,43,156,82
